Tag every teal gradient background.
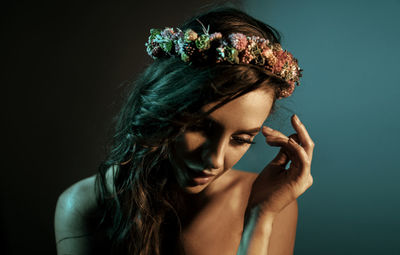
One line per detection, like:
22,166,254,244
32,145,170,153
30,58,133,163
234,0,400,254
2,1,399,254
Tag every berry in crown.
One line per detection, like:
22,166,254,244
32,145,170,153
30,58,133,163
145,21,303,99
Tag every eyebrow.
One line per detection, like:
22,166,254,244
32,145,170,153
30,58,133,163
203,116,261,135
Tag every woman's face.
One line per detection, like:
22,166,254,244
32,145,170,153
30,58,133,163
170,87,275,194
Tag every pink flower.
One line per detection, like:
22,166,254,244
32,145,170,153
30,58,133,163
240,48,254,64
145,26,302,98
209,32,222,41
161,27,175,39
229,33,248,51
278,82,295,99
184,29,198,41
261,46,273,59
272,49,288,74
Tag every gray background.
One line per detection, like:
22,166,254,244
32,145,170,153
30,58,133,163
2,0,399,254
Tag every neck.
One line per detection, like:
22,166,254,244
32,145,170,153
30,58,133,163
166,178,216,225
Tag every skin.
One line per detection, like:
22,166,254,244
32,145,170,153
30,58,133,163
54,86,314,255
243,113,314,255
167,86,313,254
168,87,276,254
169,87,275,197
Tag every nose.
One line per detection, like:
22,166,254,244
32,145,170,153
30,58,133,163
201,135,226,171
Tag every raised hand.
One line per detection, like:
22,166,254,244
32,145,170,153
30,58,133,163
247,114,315,217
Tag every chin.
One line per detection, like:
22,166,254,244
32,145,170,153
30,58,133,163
182,183,209,194
180,173,222,195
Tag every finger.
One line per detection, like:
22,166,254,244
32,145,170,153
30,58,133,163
289,133,300,144
262,126,288,139
266,136,311,178
287,136,312,178
291,115,315,161
265,136,300,167
270,134,299,166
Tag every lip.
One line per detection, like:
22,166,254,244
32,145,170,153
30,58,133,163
187,168,217,177
186,167,217,185
194,171,216,177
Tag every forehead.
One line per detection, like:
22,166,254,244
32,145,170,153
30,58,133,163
203,88,275,129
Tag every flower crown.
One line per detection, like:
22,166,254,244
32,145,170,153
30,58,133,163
145,20,303,99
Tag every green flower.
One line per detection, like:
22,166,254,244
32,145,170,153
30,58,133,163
149,28,162,41
160,40,173,53
147,28,174,54
181,52,190,62
225,46,239,64
195,34,211,51
251,46,265,65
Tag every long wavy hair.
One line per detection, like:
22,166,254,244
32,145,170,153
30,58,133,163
94,6,293,255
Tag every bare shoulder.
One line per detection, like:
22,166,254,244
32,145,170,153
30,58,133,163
230,168,259,186
54,166,117,254
55,165,117,219
55,175,97,219
231,168,258,178
216,169,259,212
54,174,98,254
226,168,259,195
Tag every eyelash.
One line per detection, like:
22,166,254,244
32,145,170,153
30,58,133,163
187,123,256,145
232,137,256,145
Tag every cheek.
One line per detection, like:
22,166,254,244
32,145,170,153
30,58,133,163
174,131,251,170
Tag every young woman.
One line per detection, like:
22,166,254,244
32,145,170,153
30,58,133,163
55,6,314,255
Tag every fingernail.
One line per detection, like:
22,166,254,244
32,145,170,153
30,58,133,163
294,114,300,123
263,126,273,132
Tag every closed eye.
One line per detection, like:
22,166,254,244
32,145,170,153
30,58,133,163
187,118,256,146
232,137,256,145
